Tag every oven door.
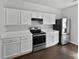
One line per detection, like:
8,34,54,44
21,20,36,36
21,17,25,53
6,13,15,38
33,34,46,45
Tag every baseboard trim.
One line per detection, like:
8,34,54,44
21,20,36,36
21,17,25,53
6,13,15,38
70,41,78,46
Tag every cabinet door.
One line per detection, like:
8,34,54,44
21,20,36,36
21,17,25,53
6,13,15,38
5,8,20,25
46,33,54,48
53,32,59,44
3,38,20,59
43,13,49,24
21,39,32,54
50,14,56,24
3,43,19,58
21,10,31,24
43,13,56,24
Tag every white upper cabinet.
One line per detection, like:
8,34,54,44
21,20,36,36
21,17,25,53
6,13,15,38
43,13,49,24
21,10,31,25
32,12,43,18
43,13,56,24
5,8,20,25
49,14,56,24
4,8,56,25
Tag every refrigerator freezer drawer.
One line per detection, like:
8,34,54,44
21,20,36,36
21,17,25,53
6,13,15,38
61,34,70,45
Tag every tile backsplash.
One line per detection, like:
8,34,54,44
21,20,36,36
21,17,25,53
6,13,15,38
5,24,53,32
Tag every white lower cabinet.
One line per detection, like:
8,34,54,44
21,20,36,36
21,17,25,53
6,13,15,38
1,35,32,59
3,43,19,59
53,31,59,45
46,31,59,48
20,39,32,55
46,32,54,48
3,38,20,59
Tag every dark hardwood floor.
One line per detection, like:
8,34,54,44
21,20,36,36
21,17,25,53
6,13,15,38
13,43,78,59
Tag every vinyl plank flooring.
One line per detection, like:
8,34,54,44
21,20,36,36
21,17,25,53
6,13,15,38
13,43,78,59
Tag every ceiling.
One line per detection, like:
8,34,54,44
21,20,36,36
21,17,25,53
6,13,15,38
23,0,78,9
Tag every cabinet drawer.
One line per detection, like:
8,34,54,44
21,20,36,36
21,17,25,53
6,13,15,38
3,38,19,44
21,36,32,40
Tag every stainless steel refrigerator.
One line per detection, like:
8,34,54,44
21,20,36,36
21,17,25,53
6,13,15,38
53,18,70,45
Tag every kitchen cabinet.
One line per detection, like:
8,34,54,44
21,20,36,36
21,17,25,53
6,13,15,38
46,32,54,48
46,31,59,48
3,38,20,59
53,31,59,45
0,31,33,59
50,14,56,24
4,8,56,25
5,8,20,25
31,12,56,24
43,13,56,24
32,12,43,18
21,10,31,24
20,36,32,55
43,13,49,24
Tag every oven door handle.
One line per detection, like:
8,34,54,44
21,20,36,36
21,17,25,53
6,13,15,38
33,34,46,37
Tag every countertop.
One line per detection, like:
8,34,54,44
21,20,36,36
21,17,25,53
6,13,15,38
41,29,59,33
0,30,32,38
0,29,59,39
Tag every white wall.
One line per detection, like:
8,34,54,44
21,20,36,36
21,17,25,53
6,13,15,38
0,1,5,58
61,5,78,45
0,0,6,34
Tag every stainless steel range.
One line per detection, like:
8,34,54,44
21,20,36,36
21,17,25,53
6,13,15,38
30,27,46,52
